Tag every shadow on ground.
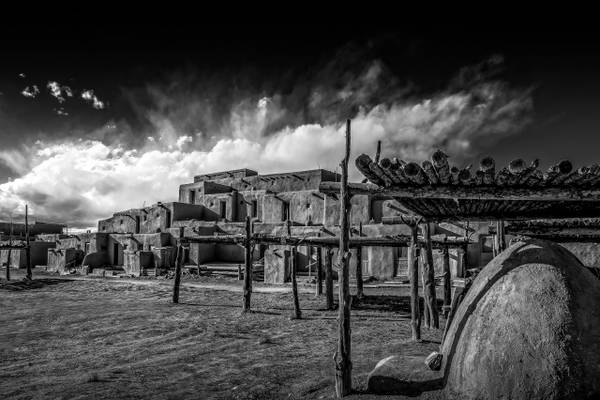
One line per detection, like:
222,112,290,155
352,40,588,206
0,278,72,291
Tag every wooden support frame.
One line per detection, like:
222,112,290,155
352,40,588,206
407,221,421,341
25,205,32,280
355,222,364,299
334,119,352,398
442,246,451,318
316,247,323,296
172,244,183,303
290,246,301,319
242,216,253,312
325,248,334,310
421,223,439,329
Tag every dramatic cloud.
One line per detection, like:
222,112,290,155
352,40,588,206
81,89,105,109
0,56,533,228
21,85,40,98
46,81,72,103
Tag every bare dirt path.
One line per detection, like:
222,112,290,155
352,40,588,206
1,272,444,399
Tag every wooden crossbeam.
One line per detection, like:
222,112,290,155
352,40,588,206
319,181,600,202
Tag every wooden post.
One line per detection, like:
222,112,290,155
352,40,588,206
355,222,364,299
408,222,421,341
291,246,301,319
442,246,451,318
334,118,352,398
6,219,13,281
422,223,439,329
325,248,334,310
243,216,253,312
420,249,430,329
496,220,506,253
316,246,323,296
25,205,32,280
172,244,183,303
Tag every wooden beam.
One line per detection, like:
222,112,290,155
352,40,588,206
507,232,600,243
325,248,334,310
25,205,31,280
242,216,253,312
442,247,451,318
408,222,421,341
291,246,301,319
316,246,323,296
172,244,183,303
319,181,600,202
334,119,352,398
355,222,364,300
422,223,439,329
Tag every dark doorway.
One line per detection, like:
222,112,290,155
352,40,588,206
113,242,120,265
189,190,196,204
251,199,258,218
220,200,227,219
281,201,289,221
135,215,140,234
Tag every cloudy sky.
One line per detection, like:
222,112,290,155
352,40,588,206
1,24,600,229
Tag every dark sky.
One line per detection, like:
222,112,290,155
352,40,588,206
1,20,600,226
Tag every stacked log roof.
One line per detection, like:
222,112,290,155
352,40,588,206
319,150,600,221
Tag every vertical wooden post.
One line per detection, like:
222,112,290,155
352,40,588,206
442,246,451,318
460,244,468,277
496,220,506,253
172,244,183,303
308,246,313,278
325,248,334,310
420,249,430,329
291,246,301,319
243,216,253,312
355,222,364,299
316,246,323,296
422,223,439,329
25,205,32,280
408,222,421,341
334,119,352,398
6,219,13,281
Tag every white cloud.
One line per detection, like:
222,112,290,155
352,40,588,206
81,89,105,110
21,85,40,98
0,80,531,227
47,81,67,103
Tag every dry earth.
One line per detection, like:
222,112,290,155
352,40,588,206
1,271,445,399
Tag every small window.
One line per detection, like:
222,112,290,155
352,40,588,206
156,213,160,218
102,226,106,231
120,219,123,225
189,190,196,204
143,215,147,221
281,202,289,221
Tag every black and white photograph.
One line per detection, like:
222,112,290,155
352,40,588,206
1,16,600,399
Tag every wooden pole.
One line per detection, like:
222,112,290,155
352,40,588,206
420,249,430,329
316,246,323,296
334,119,352,398
172,244,183,303
496,220,506,253
422,223,439,329
325,248,334,310
25,205,32,280
442,246,451,318
243,216,253,312
355,222,364,299
408,223,421,341
6,219,13,281
291,246,301,319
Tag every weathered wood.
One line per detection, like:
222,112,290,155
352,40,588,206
25,205,31,280
495,167,511,186
334,119,352,398
474,170,484,185
496,220,506,253
442,246,451,318
389,158,409,183
380,158,404,185
318,181,600,202
5,220,12,281
404,162,428,185
374,140,382,163
458,168,472,185
316,246,323,296
355,154,385,186
325,248,334,310
422,223,439,329
172,244,183,303
422,161,439,185
450,166,460,185
432,149,450,184
408,223,421,341
420,249,430,329
516,159,541,185
242,216,253,312
544,160,573,186
480,156,495,185
355,222,364,299
291,246,301,319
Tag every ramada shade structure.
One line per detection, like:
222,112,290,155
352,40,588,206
319,150,600,221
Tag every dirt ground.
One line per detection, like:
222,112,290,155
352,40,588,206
0,270,445,399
